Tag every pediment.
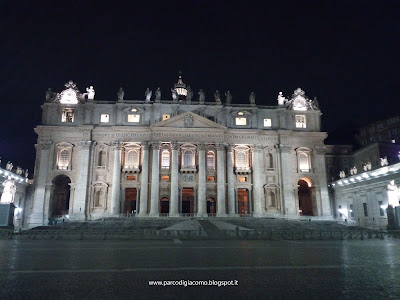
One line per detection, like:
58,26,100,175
151,111,226,129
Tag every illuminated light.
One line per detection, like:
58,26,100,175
238,112,244,116
356,176,362,180
131,108,137,112
392,140,396,143
66,215,69,219
299,177,312,187
338,208,348,218
344,179,349,184
380,205,388,210
350,178,355,182
332,183,335,186
349,209,353,212
362,173,369,178
371,172,378,176
0,170,2,174
338,181,343,185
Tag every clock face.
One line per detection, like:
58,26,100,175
293,96,307,111
60,88,78,104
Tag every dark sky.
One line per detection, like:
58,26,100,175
0,0,399,172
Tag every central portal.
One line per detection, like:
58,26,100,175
237,188,249,215
182,188,194,214
124,188,137,214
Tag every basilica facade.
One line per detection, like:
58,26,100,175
27,76,332,227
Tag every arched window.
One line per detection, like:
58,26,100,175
58,149,70,169
98,150,106,167
183,150,194,167
126,150,138,167
207,151,215,169
161,150,170,168
236,151,246,168
298,153,310,172
265,153,273,169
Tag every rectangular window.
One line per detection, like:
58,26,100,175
127,175,136,181
238,177,247,182
235,117,247,125
378,201,385,216
100,114,110,123
162,114,171,121
363,203,368,217
338,205,342,218
128,114,140,123
61,108,74,123
349,204,354,217
295,115,306,128
263,118,272,127
207,176,215,182
161,175,169,181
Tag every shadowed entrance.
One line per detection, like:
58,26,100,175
51,175,71,217
207,197,216,214
124,188,137,214
238,188,249,214
160,197,169,214
298,179,313,216
182,188,194,214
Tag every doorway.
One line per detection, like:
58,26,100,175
51,175,71,217
160,197,169,214
124,188,137,214
182,188,194,214
298,179,313,216
237,188,249,214
207,197,216,214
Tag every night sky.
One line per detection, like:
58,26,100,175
0,1,399,172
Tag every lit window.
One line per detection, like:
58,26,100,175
131,108,137,112
378,201,385,216
207,176,215,182
207,151,215,169
236,151,246,168
61,109,74,123
126,150,138,167
128,114,140,123
295,115,306,128
161,175,170,181
127,175,136,181
238,111,244,116
263,119,272,127
161,150,170,168
58,149,70,170
238,177,247,182
235,117,247,125
162,114,171,121
298,152,310,172
100,114,110,123
183,150,194,168
349,204,354,217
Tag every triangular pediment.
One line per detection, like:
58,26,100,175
151,111,226,129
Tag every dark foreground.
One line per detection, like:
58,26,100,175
0,239,399,299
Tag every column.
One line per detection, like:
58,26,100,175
216,143,227,216
276,143,295,215
71,141,93,220
110,141,123,215
136,188,140,214
139,143,149,217
314,146,332,216
28,141,52,227
226,144,236,216
235,188,238,213
149,142,160,217
252,145,263,217
169,142,179,217
197,143,207,217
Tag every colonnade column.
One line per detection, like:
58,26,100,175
197,143,207,217
111,141,123,216
314,146,331,216
226,144,236,216
252,144,263,217
138,142,149,216
275,143,295,215
169,142,179,217
29,141,53,227
216,143,227,216
149,142,160,217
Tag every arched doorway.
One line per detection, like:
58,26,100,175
298,179,313,216
238,188,249,215
160,197,169,214
51,175,71,217
207,197,216,214
124,188,137,214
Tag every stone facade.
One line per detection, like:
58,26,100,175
26,79,332,227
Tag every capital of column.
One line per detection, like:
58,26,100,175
197,143,206,151
77,140,93,150
111,140,123,151
226,144,234,152
141,142,149,151
252,144,263,153
39,140,53,150
216,143,226,151
150,141,161,150
314,145,326,155
171,141,179,150
275,143,292,153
